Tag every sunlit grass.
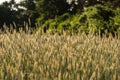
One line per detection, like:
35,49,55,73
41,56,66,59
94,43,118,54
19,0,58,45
0,30,120,80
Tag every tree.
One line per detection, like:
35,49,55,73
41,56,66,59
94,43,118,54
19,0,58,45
18,0,38,27
36,0,70,23
66,0,120,12
0,1,15,28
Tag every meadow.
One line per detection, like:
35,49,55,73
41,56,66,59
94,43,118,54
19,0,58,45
0,30,120,80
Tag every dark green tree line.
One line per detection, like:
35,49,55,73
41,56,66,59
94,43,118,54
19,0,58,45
0,1,15,28
36,0,70,23
0,0,120,33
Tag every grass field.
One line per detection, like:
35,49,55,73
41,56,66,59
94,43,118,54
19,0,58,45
0,30,120,80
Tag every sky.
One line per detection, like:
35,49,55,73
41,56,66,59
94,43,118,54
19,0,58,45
0,0,21,4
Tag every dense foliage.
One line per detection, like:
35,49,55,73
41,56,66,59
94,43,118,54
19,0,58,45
40,5,120,35
0,0,120,34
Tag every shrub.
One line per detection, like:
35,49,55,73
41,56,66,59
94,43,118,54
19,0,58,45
79,4,115,35
36,4,120,36
112,8,120,32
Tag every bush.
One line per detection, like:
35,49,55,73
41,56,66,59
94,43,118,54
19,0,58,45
79,4,115,35
112,8,120,32
36,4,120,36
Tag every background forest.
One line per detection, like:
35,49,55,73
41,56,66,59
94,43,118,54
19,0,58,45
0,0,120,34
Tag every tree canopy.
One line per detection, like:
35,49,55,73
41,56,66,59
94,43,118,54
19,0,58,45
0,0,120,34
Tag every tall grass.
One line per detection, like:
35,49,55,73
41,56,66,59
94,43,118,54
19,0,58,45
0,29,120,80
